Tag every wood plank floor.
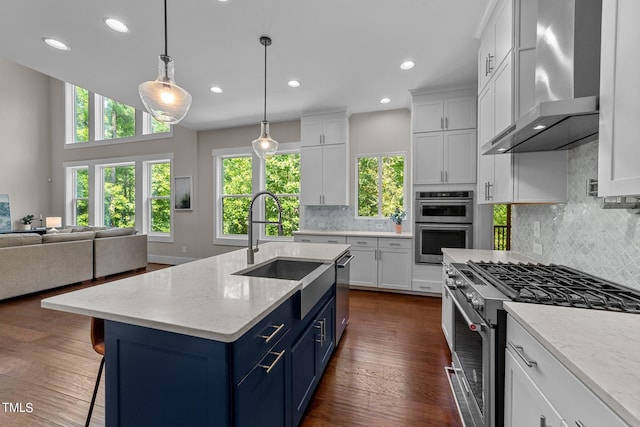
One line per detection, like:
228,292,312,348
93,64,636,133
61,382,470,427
0,266,461,427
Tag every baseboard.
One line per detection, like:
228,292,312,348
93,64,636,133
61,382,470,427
148,254,198,265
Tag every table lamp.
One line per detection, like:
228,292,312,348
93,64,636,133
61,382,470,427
46,217,62,233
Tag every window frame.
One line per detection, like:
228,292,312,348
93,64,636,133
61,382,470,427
70,166,89,226
212,142,301,246
64,83,173,148
64,153,174,243
354,151,408,220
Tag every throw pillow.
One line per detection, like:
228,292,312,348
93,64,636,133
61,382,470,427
94,227,137,238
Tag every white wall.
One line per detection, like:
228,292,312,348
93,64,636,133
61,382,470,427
0,58,52,228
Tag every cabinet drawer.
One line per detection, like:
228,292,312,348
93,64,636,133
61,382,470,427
507,315,627,427
346,236,377,247
233,298,293,384
295,235,346,244
378,238,411,250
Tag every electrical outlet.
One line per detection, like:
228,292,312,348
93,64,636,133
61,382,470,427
533,243,543,255
318,222,325,229
375,223,383,229
533,220,541,238
182,246,187,253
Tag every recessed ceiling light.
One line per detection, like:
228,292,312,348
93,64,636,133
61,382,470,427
533,124,546,130
104,18,129,33
400,60,415,70
43,38,70,51
210,86,223,94
379,98,391,104
288,80,301,88
497,148,508,152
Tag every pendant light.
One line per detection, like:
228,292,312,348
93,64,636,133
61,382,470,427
138,0,192,124
252,36,278,159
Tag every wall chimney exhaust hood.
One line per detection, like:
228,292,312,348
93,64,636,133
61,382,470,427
483,0,602,155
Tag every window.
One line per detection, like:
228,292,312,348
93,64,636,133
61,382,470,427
213,143,301,245
65,155,173,242
101,164,136,228
265,153,300,236
99,96,135,140
73,86,89,143
72,167,89,225
357,154,406,218
65,83,171,145
221,156,252,236
149,162,172,233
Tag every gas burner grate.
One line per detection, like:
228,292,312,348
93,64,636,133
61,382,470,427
467,261,640,313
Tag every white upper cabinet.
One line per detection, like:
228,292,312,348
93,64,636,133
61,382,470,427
413,97,476,133
300,111,348,146
478,0,514,94
598,0,640,196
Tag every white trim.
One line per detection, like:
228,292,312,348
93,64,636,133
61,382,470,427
474,0,499,39
64,152,174,168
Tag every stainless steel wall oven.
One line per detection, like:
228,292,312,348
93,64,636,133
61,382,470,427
415,191,473,264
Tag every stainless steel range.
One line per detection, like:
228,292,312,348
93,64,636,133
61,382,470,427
443,261,640,427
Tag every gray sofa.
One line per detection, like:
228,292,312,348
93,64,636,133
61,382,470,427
0,227,148,300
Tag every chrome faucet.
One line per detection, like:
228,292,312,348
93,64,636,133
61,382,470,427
247,190,284,264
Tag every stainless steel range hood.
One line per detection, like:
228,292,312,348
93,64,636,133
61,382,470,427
483,0,602,155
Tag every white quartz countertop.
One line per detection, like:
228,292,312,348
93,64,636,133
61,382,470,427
442,248,538,264
41,242,349,343
294,229,412,239
504,302,640,426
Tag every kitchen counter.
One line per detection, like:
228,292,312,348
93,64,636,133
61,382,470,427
41,242,349,342
504,301,640,426
294,229,412,239
442,248,537,264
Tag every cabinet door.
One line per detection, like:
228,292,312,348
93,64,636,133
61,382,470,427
300,117,324,146
321,144,348,205
413,133,444,184
322,117,347,145
504,349,564,427
378,247,411,291
478,24,495,94
491,153,514,203
444,97,476,130
441,278,454,351
316,298,335,375
493,54,513,139
444,130,477,184
291,322,319,427
300,146,324,205
235,333,289,427
598,0,640,196
349,247,377,288
413,100,444,132
478,84,494,148
493,0,514,69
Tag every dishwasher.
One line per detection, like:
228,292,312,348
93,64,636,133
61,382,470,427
335,252,353,345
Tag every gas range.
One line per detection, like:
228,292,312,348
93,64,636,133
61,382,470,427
447,261,640,325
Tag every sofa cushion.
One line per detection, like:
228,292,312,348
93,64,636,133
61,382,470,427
42,231,95,243
0,234,42,248
67,225,108,232
95,227,137,238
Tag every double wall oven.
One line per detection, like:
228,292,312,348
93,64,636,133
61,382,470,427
415,191,473,264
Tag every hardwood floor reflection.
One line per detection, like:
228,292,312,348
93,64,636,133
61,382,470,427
0,267,461,426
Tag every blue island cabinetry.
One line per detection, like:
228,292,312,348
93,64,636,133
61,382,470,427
104,286,336,427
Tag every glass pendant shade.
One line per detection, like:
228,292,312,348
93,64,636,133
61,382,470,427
252,121,278,159
138,55,192,124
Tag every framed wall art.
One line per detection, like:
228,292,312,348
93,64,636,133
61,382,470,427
174,176,193,211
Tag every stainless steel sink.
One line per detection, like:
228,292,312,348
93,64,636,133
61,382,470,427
237,259,324,281
235,258,336,318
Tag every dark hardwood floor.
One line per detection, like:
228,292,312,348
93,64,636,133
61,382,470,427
0,266,461,427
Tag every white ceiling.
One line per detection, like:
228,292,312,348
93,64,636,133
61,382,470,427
0,0,490,131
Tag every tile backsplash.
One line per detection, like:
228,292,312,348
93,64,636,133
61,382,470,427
512,140,640,288
301,205,410,233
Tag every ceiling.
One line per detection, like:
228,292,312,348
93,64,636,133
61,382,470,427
0,0,491,131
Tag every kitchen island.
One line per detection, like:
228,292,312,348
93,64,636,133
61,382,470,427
41,242,349,427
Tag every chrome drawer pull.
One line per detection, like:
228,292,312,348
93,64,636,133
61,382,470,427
540,415,546,427
508,341,538,367
575,421,586,427
389,243,401,246
259,350,285,374
260,323,285,343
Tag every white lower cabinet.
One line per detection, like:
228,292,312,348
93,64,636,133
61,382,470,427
505,314,628,427
348,237,411,291
440,255,454,350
